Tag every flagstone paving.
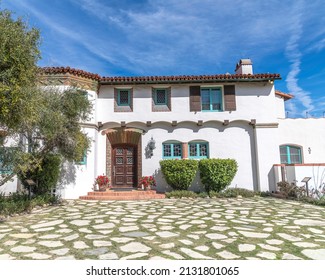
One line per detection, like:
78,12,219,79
0,197,325,260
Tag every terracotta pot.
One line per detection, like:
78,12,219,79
98,185,107,191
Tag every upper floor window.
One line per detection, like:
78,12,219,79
280,145,302,164
118,89,131,106
154,89,167,105
189,142,209,159
162,142,182,159
152,87,171,112
201,87,223,111
114,88,133,112
190,85,236,112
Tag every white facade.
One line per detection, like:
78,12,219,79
1,60,325,198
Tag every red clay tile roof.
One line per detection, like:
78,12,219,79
40,67,101,81
275,90,293,100
101,73,281,84
40,66,281,84
40,67,281,84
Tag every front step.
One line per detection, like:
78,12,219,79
79,189,165,201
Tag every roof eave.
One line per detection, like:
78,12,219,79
100,77,281,86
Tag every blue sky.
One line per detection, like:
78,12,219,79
1,0,325,118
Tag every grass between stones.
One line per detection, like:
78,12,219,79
0,197,325,260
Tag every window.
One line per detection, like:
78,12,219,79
117,89,131,106
114,88,133,112
0,147,15,174
163,142,182,159
201,87,223,111
152,87,171,112
76,151,87,165
189,142,209,159
154,89,167,105
280,145,302,164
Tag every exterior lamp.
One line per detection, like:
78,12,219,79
148,137,156,156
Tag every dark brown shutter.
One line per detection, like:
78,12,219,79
189,86,201,112
224,85,236,111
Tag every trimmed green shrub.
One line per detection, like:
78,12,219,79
165,190,198,198
160,159,198,190
19,154,61,195
199,158,238,192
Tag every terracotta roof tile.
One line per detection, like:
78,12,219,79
101,73,281,84
39,66,281,85
275,90,294,100
40,67,101,81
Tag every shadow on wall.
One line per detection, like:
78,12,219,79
268,167,277,192
154,168,172,193
57,161,77,193
189,170,205,193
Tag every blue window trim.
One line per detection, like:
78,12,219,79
201,87,223,112
76,151,87,165
154,88,168,105
280,145,302,164
0,147,15,174
117,89,131,106
162,143,182,159
188,142,209,159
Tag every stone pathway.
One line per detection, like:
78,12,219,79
0,197,325,260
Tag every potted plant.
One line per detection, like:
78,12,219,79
93,175,110,191
139,176,156,190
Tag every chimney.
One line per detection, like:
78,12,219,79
235,59,253,74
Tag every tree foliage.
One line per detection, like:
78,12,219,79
0,9,40,128
0,7,92,189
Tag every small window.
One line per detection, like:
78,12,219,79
152,87,171,112
154,89,167,105
201,87,223,111
163,143,182,159
0,147,15,174
76,150,87,165
189,142,209,159
280,145,302,164
118,89,130,106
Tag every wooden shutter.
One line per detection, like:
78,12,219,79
224,85,236,111
189,86,201,112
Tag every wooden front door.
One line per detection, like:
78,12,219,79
112,145,136,187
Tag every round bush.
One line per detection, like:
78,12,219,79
199,158,238,192
160,159,198,190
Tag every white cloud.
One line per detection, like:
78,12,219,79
284,0,315,117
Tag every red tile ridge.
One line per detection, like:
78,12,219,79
101,73,281,83
40,66,101,81
275,90,294,100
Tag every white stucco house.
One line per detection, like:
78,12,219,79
1,59,325,199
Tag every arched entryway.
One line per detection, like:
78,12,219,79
102,128,142,188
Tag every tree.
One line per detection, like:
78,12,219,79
0,8,92,192
0,9,40,129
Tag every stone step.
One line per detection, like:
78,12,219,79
79,190,165,201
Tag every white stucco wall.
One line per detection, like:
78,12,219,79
275,96,286,118
277,118,325,163
254,126,280,192
98,82,277,124
58,88,98,199
139,122,256,192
